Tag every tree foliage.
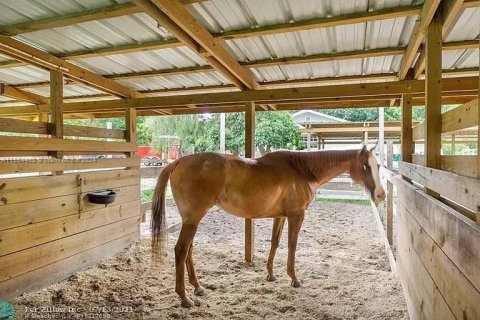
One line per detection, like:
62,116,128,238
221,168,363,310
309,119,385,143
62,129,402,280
147,111,302,155
64,117,151,145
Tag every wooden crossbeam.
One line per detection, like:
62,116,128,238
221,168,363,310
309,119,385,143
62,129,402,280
398,0,442,80
0,76,477,115
413,0,466,78
0,35,140,98
0,3,142,36
132,0,257,90
0,84,48,104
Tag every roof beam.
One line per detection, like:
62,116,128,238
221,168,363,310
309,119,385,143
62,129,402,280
0,35,140,98
413,0,466,79
398,0,442,79
0,83,48,104
5,67,476,105
0,4,424,70
0,3,142,36
132,0,257,90
1,76,476,115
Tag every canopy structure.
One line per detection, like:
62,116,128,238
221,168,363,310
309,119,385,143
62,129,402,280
0,0,478,118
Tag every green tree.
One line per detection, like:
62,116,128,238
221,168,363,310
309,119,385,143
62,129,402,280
64,117,151,144
147,111,302,156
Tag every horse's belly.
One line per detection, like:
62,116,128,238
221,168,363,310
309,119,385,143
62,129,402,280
216,194,284,219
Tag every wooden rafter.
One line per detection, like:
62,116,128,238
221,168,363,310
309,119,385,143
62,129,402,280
0,76,477,115
398,0,442,80
132,0,257,90
0,35,140,98
413,0,466,78
0,83,48,104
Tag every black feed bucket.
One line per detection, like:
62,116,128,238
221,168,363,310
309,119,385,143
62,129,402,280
87,189,117,205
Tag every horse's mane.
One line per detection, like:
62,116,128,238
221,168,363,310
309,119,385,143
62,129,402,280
289,150,359,182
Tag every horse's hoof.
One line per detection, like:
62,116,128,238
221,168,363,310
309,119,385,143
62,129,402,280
266,274,276,282
291,280,302,288
181,297,195,308
194,285,206,296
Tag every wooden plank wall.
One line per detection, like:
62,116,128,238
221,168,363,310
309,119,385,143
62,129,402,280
394,178,480,320
411,98,479,178
0,117,141,299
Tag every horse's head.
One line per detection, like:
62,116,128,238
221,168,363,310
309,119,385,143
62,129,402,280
350,145,385,204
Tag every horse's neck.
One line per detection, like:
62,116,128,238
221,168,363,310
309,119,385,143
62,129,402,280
295,150,355,185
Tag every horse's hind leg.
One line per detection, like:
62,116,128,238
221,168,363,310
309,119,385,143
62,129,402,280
287,212,305,288
186,243,205,296
174,223,198,308
266,217,285,282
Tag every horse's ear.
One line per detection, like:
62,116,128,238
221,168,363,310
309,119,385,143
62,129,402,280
361,144,368,153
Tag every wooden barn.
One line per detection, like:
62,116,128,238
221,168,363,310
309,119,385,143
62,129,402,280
0,0,479,319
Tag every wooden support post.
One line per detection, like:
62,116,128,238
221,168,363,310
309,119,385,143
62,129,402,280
125,107,137,163
379,107,385,165
50,70,63,175
477,37,479,223
451,134,456,155
306,132,311,151
244,101,255,262
425,12,442,196
401,94,413,163
386,140,394,245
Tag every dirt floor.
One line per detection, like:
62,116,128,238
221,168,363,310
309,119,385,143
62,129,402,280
13,201,408,320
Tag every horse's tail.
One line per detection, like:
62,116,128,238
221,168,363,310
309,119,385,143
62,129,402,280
151,159,180,260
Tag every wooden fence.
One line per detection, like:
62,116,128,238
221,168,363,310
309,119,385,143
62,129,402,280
0,117,141,299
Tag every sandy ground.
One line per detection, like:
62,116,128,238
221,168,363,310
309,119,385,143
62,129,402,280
13,201,407,320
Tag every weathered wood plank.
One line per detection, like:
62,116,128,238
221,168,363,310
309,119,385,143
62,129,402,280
0,157,140,173
0,118,126,139
0,232,138,300
0,169,139,206
395,179,480,291
0,216,138,283
411,155,477,177
396,204,456,320
0,136,136,152
398,204,480,320
442,98,478,133
398,162,480,213
0,198,139,256
0,184,140,231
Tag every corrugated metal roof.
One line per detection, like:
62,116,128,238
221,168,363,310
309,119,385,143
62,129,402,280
251,54,402,82
444,7,480,42
16,12,174,56
0,0,478,103
188,0,422,33
23,84,103,98
0,0,129,26
116,71,230,91
0,66,49,85
70,46,206,75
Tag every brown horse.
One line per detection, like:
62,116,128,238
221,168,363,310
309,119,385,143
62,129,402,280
151,146,385,307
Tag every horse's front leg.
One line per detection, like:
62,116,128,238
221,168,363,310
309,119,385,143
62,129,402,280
286,212,305,287
266,217,286,281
